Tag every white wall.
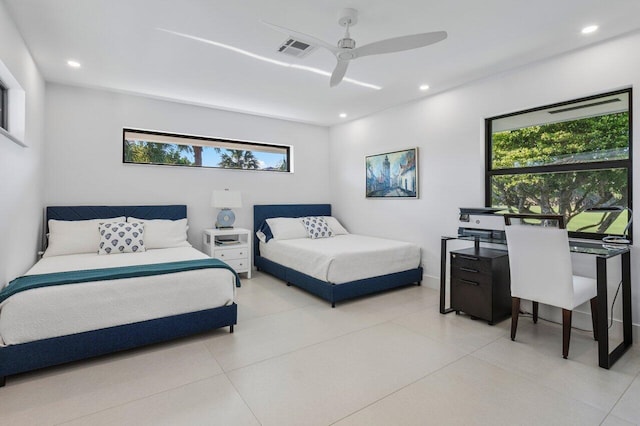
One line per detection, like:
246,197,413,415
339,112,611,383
0,0,45,285
44,83,330,250
329,31,640,326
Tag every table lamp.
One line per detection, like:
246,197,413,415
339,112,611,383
211,189,242,229
586,206,632,244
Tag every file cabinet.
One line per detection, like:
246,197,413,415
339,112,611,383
450,247,511,324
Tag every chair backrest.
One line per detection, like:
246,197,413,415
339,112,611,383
504,214,574,309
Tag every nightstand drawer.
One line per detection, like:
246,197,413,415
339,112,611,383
224,258,249,272
213,247,248,260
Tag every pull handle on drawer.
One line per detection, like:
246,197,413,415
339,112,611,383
460,279,479,286
460,267,479,273
458,255,479,261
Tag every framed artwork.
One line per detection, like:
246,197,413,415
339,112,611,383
365,147,418,198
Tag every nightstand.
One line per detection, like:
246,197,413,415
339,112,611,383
202,228,252,279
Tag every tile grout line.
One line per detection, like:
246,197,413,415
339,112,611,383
329,352,473,425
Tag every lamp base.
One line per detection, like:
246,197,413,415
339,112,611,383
215,208,236,229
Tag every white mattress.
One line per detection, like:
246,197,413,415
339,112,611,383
259,234,421,284
0,247,236,346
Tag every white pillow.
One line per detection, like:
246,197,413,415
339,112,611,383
265,217,308,240
322,216,349,235
127,217,190,249
44,217,126,258
98,222,146,255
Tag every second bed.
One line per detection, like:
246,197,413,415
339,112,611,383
254,204,423,306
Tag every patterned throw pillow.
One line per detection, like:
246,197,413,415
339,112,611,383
301,216,333,239
98,222,146,255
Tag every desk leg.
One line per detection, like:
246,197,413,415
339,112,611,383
440,237,455,314
597,252,633,369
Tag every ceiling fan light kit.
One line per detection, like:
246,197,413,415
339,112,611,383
264,8,447,88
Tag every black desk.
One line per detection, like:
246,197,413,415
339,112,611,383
440,236,632,369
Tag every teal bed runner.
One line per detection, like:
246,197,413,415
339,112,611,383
0,258,241,304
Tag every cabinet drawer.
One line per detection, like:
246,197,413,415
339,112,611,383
451,266,491,284
450,277,492,320
224,258,249,272
213,247,248,260
451,253,492,275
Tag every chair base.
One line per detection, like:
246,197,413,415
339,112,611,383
510,297,599,359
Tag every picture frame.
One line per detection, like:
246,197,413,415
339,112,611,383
365,147,418,198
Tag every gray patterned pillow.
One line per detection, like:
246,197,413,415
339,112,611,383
98,222,146,254
301,216,333,239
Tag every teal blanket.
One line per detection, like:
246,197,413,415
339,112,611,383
0,258,241,304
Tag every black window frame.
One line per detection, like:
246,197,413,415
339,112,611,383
0,79,7,131
123,128,291,173
485,88,633,242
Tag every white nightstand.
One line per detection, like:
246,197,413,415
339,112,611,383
202,227,252,279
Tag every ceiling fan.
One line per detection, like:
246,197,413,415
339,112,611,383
263,8,447,88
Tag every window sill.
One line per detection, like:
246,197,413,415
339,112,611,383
0,127,26,147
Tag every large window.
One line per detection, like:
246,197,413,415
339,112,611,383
123,129,291,172
0,79,7,131
486,89,632,241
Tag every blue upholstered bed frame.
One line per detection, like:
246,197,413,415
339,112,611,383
0,205,237,387
253,204,423,307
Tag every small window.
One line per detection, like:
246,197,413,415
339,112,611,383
486,89,632,241
123,129,291,172
0,79,7,131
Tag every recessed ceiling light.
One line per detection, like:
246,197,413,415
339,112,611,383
419,84,430,91
581,25,598,35
67,60,81,68
339,113,347,118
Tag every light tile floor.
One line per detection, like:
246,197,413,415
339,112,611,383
1,272,639,425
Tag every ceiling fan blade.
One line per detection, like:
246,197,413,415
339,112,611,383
261,20,339,54
353,31,447,58
330,60,349,87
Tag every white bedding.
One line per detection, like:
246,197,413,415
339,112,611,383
0,247,236,346
259,234,420,284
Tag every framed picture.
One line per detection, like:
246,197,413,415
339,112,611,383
365,147,418,198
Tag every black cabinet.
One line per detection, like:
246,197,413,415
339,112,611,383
450,247,511,324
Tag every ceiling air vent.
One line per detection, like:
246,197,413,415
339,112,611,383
277,38,316,58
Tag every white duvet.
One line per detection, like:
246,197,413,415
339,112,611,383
0,247,236,346
259,234,421,284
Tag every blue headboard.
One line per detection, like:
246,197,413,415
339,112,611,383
43,205,187,251
253,204,331,258
46,205,187,223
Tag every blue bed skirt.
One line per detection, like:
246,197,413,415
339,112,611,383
0,304,237,386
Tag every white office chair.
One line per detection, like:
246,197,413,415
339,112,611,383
503,214,598,359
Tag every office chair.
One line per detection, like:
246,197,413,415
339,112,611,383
503,213,598,359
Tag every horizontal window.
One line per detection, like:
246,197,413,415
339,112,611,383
486,89,632,241
123,129,291,172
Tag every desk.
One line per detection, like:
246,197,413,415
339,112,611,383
440,236,632,369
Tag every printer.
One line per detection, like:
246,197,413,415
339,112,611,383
458,207,506,241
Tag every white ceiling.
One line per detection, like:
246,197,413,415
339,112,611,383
5,0,640,126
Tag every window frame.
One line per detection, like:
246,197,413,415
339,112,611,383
485,88,633,241
0,78,7,131
122,128,291,173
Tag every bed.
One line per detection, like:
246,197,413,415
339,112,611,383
254,204,423,307
0,205,238,387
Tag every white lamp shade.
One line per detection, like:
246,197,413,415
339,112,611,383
211,190,242,209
